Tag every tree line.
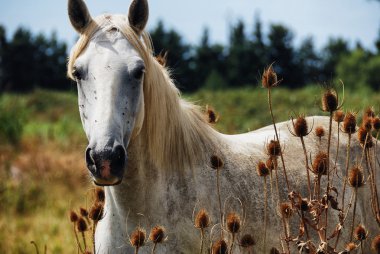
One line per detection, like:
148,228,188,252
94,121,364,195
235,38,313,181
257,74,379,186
1,17,380,93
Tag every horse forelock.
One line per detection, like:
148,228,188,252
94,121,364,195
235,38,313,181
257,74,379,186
68,14,220,173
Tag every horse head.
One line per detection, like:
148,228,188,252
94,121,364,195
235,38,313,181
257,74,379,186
67,0,149,186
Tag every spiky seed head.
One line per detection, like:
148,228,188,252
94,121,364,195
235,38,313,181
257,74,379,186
266,157,277,170
315,126,325,138
226,212,241,234
296,198,309,212
279,202,293,219
156,51,167,67
149,226,166,244
95,188,105,203
348,167,364,188
322,89,338,112
80,207,88,217
207,107,219,124
76,217,88,232
130,228,146,248
362,118,373,132
364,106,375,119
195,209,210,229
312,152,328,175
257,161,270,177
343,112,357,134
212,239,228,254
372,235,380,253
262,64,278,88
357,127,373,148
70,211,79,222
373,117,380,131
354,224,367,241
210,155,224,170
270,247,280,254
89,203,104,221
334,110,345,123
239,234,255,248
267,140,281,157
294,116,308,137
345,242,357,251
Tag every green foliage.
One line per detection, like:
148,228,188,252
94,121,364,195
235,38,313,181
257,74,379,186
0,96,26,145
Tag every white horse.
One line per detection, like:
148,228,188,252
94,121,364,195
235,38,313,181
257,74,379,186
67,0,379,253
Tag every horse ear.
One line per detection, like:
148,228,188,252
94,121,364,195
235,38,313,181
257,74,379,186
128,0,149,34
68,0,92,33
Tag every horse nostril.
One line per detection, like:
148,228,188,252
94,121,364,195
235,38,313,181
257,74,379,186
86,147,95,167
113,145,126,166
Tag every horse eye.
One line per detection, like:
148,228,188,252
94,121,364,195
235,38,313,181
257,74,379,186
133,67,145,80
72,68,82,80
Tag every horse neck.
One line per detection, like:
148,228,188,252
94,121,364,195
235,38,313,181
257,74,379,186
135,59,221,172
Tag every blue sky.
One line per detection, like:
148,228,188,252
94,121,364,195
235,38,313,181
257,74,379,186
0,0,379,50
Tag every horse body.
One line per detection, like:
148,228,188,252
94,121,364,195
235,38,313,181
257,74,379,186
66,1,378,253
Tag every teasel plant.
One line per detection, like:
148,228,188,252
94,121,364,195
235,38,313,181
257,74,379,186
238,233,255,253
149,225,167,254
256,160,270,253
129,227,147,254
353,224,368,253
332,110,345,175
222,197,245,254
320,82,344,243
209,223,229,254
262,63,290,193
193,207,211,254
30,241,47,254
210,154,225,238
288,113,314,200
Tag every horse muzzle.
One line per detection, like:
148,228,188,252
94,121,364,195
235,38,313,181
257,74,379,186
85,143,127,186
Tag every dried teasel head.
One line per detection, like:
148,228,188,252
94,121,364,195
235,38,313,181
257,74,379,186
357,127,373,148
353,224,367,241
212,239,228,254
76,217,88,232
372,235,380,253
293,116,308,137
256,161,270,177
194,209,210,229
239,234,255,248
95,187,105,203
206,106,219,124
210,155,224,170
266,157,277,170
80,207,89,217
373,117,380,132
345,242,357,252
278,202,293,219
315,126,325,139
70,211,79,222
267,140,281,157
362,117,373,132
270,247,280,254
342,112,357,134
364,106,375,120
295,198,309,212
312,152,328,175
149,226,166,244
348,167,364,188
226,212,241,234
262,64,278,88
155,51,168,67
321,89,338,112
130,228,146,248
89,202,104,221
334,110,345,123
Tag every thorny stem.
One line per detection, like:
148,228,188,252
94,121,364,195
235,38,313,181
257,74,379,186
216,168,223,238
350,188,358,242
333,122,341,176
152,243,157,254
134,247,139,254
30,241,40,254
335,191,355,249
229,234,235,254
366,149,380,227
73,224,84,253
324,111,333,241
92,221,97,254
281,217,291,254
199,229,204,254
264,177,268,254
300,136,312,200
267,88,290,192
82,232,87,253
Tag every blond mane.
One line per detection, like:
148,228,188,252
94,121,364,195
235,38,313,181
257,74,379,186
68,15,220,171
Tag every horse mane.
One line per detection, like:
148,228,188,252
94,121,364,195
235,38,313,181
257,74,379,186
68,15,221,172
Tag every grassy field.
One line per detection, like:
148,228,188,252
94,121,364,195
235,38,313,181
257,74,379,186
1,85,380,253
